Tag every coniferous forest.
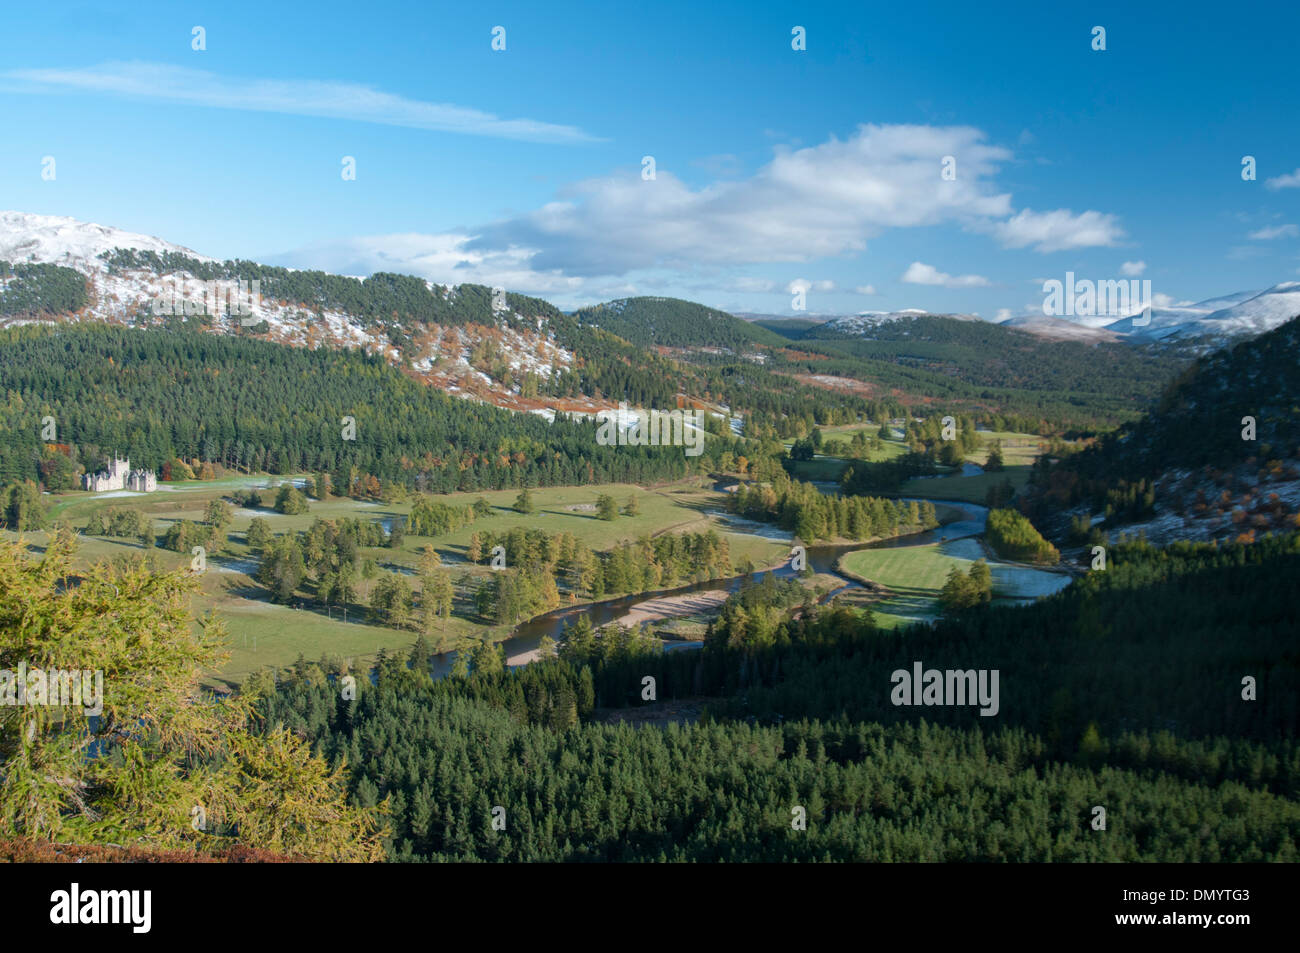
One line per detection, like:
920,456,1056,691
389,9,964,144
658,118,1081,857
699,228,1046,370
257,534,1300,862
0,324,718,490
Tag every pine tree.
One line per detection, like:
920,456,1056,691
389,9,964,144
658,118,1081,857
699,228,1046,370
409,634,432,673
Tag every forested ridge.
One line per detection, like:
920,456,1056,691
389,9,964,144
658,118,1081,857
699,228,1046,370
95,251,863,427
1025,315,1300,522
100,248,567,336
1040,316,1300,483
0,324,729,491
757,314,1191,429
3,247,1197,436
574,296,791,350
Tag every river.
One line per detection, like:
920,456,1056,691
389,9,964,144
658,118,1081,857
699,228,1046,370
427,497,995,675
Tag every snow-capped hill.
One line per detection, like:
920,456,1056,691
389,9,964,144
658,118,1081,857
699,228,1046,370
1104,305,1209,338
1102,289,1252,339
1195,282,1300,336
0,210,585,418
820,310,978,335
1106,284,1300,340
820,312,913,334
1177,289,1262,313
0,211,211,271
1003,314,1120,342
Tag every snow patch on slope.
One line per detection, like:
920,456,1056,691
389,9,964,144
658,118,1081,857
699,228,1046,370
0,211,213,271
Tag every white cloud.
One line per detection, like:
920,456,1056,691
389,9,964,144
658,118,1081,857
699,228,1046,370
1248,224,1299,240
901,261,989,288
467,123,1018,275
990,208,1124,252
1265,168,1300,190
266,122,1124,293
994,308,1014,322
269,231,611,306
3,61,598,143
854,284,879,295
786,278,836,294
1120,260,1146,276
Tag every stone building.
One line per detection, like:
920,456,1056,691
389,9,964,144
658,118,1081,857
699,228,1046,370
83,457,157,493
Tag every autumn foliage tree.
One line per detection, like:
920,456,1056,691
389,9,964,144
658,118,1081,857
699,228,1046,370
0,533,385,860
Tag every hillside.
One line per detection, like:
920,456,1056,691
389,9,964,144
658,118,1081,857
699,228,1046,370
0,213,599,416
0,211,1262,437
0,214,880,435
0,324,703,492
1026,315,1300,545
574,296,790,351
1059,316,1300,479
1106,283,1300,340
759,311,1189,428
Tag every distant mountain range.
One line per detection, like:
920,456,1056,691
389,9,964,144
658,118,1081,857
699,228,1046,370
5,211,1296,351
742,288,1300,346
1099,284,1300,340
3,210,1295,435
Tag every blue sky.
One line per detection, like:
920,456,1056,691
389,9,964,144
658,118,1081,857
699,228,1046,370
2,0,1299,316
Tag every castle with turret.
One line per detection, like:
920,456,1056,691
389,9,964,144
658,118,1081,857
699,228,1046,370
83,456,157,493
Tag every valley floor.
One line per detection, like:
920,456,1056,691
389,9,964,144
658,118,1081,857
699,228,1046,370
15,476,791,685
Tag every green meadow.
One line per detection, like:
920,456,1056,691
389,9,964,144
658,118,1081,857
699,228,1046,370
783,426,911,482
838,535,1072,629
899,465,1031,505
838,543,973,629
966,431,1049,467
12,477,790,686
782,428,1047,498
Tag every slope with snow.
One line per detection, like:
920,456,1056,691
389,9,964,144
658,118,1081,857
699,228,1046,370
818,310,980,336
1191,282,1300,337
0,210,586,417
1104,285,1300,341
0,211,211,270
1002,314,1121,342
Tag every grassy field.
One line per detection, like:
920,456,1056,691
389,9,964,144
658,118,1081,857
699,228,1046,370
838,543,973,629
838,537,1071,629
784,456,852,481
783,429,910,482
967,431,1049,467
899,465,1031,505
14,477,790,686
783,429,1044,493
